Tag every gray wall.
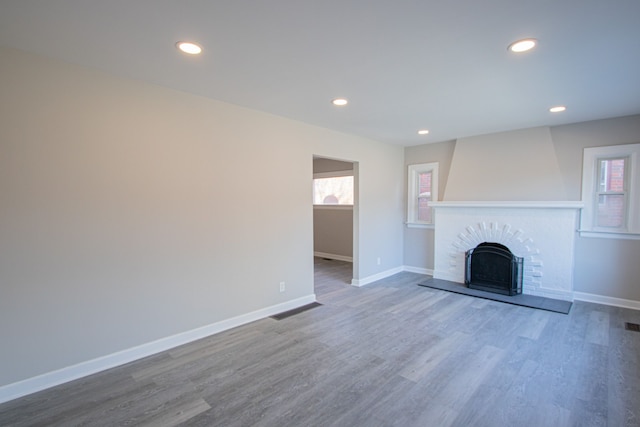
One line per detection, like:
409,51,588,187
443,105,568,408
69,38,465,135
0,47,404,388
312,157,354,259
550,116,640,199
404,115,640,301
313,208,353,258
550,116,640,301
313,158,353,174
403,140,456,270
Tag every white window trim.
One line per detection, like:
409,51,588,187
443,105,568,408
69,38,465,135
405,223,435,229
407,162,439,225
580,143,640,239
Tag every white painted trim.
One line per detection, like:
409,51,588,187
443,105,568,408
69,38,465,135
407,162,439,224
574,291,640,311
314,251,353,262
351,265,433,287
405,223,435,229
431,201,584,209
578,230,640,241
0,294,316,405
351,266,403,287
580,143,640,235
403,266,434,275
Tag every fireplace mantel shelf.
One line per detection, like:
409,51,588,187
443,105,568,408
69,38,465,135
431,201,584,209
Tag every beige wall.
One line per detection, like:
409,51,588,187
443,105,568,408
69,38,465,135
404,115,640,301
4,41,635,394
444,127,566,201
0,47,404,388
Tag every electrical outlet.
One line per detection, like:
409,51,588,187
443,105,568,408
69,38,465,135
279,282,286,292
377,257,381,265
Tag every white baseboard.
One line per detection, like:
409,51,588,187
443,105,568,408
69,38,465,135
573,291,640,311
0,294,316,405
314,251,353,262
352,266,404,287
403,266,434,275
351,265,433,287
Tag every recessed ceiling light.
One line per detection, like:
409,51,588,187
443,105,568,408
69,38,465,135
418,129,430,135
508,38,537,53
332,98,348,106
176,41,202,55
549,105,567,113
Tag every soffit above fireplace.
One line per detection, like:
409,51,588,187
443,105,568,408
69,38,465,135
443,127,568,202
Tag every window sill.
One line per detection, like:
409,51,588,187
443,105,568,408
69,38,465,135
406,222,435,229
578,230,640,241
313,205,353,210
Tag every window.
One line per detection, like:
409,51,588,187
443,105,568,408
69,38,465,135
407,162,439,226
595,157,627,228
313,170,353,205
581,143,640,238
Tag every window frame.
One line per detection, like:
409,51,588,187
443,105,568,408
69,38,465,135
580,143,640,239
595,156,629,229
407,162,439,227
312,169,354,207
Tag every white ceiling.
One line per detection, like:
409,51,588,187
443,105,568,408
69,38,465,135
1,0,639,146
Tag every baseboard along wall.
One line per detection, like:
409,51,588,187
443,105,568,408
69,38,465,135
4,266,639,405
403,266,435,276
313,251,353,262
0,294,317,405
573,291,640,311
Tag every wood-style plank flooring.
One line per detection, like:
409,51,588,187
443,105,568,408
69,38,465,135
1,257,639,426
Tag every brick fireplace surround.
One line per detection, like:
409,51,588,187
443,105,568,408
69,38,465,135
431,201,584,301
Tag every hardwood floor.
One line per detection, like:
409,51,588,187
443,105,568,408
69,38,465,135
1,257,639,426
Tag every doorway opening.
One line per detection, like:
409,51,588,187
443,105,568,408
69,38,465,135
312,156,358,293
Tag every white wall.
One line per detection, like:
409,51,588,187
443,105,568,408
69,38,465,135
0,47,404,390
404,115,640,303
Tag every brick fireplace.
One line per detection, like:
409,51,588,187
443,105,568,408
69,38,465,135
431,201,583,301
